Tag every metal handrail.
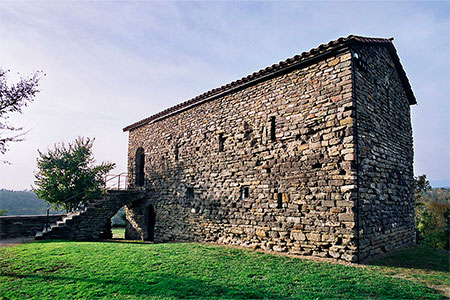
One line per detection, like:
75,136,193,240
39,173,129,216
104,172,128,190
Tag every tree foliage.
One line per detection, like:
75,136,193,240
414,174,432,224
0,67,43,155
34,137,115,212
414,174,450,250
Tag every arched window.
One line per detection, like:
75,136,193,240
135,147,145,186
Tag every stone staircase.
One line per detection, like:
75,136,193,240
35,190,145,241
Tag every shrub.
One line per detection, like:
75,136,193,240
417,201,450,250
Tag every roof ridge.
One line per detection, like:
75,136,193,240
123,35,412,132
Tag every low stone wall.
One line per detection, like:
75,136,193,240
0,214,65,240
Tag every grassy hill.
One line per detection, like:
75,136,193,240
0,241,448,299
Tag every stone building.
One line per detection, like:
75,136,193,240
122,35,416,262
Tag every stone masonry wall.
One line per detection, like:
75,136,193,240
0,215,65,239
35,191,144,241
352,45,415,260
126,50,360,261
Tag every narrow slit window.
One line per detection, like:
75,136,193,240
384,86,391,109
270,116,276,141
174,144,179,161
135,147,145,186
218,133,225,152
186,187,194,199
277,193,283,208
241,186,250,200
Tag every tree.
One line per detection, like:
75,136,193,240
34,137,115,212
0,67,43,155
414,174,432,224
414,174,450,250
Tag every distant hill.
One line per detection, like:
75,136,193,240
422,187,450,204
0,190,125,224
0,189,63,216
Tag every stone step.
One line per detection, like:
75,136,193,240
35,231,44,240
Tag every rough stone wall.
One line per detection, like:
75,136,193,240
35,191,144,241
352,45,415,260
126,50,360,261
0,215,65,239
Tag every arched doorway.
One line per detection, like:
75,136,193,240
145,205,156,242
135,147,145,186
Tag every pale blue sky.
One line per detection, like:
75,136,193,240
0,1,449,189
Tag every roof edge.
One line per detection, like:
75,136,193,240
386,44,417,105
124,35,416,132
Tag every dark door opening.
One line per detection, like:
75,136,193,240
135,147,145,186
146,205,156,242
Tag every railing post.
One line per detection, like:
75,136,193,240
104,172,128,191
46,208,49,231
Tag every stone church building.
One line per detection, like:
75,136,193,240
122,35,416,262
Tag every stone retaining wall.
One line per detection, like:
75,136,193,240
0,215,65,239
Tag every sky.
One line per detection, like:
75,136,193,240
0,1,449,190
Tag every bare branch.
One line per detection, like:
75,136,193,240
0,67,44,157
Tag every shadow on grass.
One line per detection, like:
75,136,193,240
366,245,449,273
33,239,155,246
99,239,154,245
4,241,447,299
1,271,281,299
2,263,446,299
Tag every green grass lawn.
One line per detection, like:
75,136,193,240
112,227,125,239
0,241,448,299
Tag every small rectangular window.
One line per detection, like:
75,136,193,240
241,186,250,200
186,187,194,199
174,144,179,161
270,116,276,141
218,133,225,152
277,193,283,208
